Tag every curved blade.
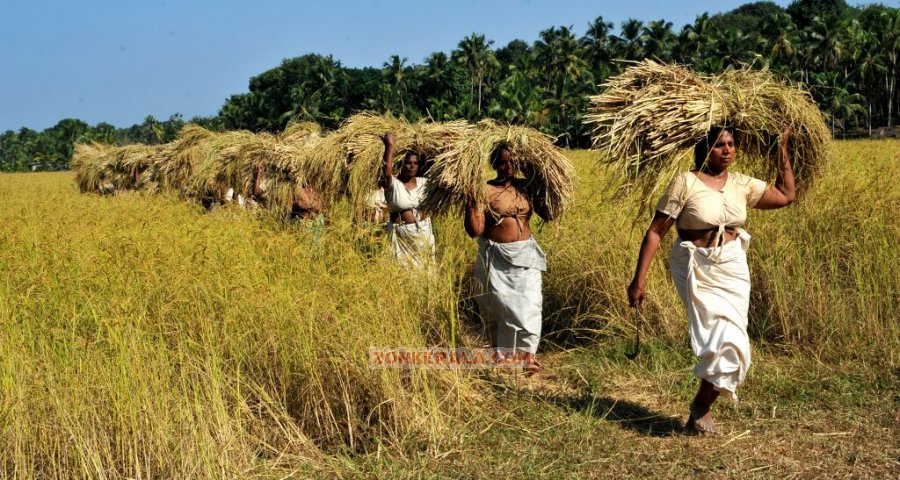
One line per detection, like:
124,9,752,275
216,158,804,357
625,305,641,360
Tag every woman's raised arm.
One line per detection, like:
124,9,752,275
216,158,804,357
381,133,395,190
755,126,795,210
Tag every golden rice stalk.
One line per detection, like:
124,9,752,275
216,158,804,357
585,60,829,210
421,120,575,220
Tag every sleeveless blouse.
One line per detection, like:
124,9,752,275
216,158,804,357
487,181,531,221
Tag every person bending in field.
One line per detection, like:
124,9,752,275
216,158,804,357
627,125,795,435
380,132,435,269
465,144,551,375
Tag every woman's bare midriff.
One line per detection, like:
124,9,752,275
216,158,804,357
678,227,739,248
483,216,531,243
392,209,425,225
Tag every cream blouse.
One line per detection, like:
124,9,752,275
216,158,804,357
656,171,767,230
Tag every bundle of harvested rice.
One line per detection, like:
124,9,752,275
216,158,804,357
585,60,829,208
186,129,259,201
342,112,474,218
108,144,164,191
421,120,575,220
145,124,217,193
340,113,408,216
279,120,322,145
235,133,308,216
296,132,348,208
713,67,830,184
71,142,116,194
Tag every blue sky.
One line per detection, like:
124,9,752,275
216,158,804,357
0,0,840,132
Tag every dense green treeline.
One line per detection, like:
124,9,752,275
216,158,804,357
2,0,897,172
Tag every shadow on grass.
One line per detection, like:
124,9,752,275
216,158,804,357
542,392,685,437
481,377,684,437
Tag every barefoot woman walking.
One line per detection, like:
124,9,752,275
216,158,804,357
465,144,552,375
627,126,795,434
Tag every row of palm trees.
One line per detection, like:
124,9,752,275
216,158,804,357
263,4,893,145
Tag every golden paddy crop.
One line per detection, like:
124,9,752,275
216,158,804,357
2,139,897,477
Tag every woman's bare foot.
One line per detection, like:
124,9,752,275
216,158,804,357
523,352,541,376
686,403,719,435
685,379,721,435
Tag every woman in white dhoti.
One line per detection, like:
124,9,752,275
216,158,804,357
627,126,796,434
381,133,435,269
465,145,552,375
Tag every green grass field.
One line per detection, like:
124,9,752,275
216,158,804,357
1,140,898,478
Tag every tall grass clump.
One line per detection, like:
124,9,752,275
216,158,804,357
0,174,480,478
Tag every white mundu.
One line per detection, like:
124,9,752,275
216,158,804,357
657,171,768,400
385,176,435,268
474,236,546,354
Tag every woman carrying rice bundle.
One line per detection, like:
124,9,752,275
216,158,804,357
465,144,552,375
627,125,795,434
380,132,435,269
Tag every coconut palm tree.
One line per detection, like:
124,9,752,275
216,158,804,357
675,13,715,66
764,11,799,73
804,14,849,73
533,26,590,145
383,55,408,113
453,33,499,116
582,16,614,81
641,19,675,61
613,19,645,62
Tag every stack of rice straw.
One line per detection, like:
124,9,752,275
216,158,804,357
421,120,575,220
584,59,830,209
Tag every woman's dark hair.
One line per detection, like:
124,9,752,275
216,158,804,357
489,144,511,168
403,151,420,162
694,126,736,170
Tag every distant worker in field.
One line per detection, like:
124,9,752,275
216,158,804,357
249,163,270,209
380,132,435,268
251,162,324,220
627,125,795,435
291,183,326,220
465,144,551,375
